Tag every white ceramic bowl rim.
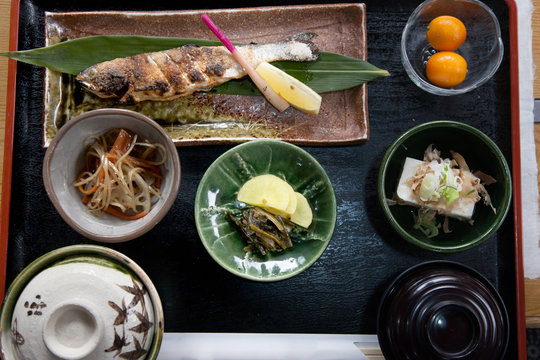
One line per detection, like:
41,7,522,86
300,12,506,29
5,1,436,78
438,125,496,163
401,0,504,96
42,108,181,242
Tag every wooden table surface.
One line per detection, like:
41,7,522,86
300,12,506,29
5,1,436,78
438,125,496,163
1,1,540,327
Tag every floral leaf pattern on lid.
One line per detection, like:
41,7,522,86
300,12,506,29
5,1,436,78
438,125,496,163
109,298,129,326
119,278,148,310
105,278,154,360
119,337,147,360
105,327,130,357
129,310,153,344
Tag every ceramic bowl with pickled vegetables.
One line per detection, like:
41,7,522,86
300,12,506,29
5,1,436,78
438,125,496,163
194,139,336,281
43,108,181,242
401,0,503,95
0,245,164,360
378,120,511,252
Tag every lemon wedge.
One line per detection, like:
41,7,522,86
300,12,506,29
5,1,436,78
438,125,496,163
255,62,322,114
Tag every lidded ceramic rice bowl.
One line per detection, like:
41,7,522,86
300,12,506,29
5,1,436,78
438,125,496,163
0,245,164,360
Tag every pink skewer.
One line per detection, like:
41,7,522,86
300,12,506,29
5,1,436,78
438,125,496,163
201,14,290,112
201,14,236,53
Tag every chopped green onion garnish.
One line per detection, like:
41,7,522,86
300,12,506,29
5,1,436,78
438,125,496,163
441,186,459,205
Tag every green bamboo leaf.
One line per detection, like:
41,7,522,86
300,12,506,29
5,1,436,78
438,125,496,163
213,52,390,95
277,52,390,93
0,35,389,94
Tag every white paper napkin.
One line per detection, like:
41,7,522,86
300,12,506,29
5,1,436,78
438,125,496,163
515,0,540,279
156,333,375,360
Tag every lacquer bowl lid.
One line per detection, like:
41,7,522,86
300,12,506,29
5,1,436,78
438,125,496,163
377,261,509,360
0,245,164,360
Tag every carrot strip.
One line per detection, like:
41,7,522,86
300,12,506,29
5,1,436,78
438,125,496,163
78,184,98,195
110,129,133,155
105,206,148,220
77,168,104,195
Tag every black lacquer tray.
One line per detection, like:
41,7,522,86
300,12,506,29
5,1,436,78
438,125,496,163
2,0,521,358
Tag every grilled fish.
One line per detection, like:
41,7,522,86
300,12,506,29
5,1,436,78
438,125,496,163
76,33,319,104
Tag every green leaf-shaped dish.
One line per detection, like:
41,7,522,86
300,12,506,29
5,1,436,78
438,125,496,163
194,140,336,281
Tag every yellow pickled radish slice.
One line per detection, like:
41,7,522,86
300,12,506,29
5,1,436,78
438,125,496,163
237,174,296,214
290,192,313,228
255,62,322,114
284,189,298,216
261,185,298,219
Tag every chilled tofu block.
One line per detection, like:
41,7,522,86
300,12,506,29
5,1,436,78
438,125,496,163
396,157,424,206
396,157,475,221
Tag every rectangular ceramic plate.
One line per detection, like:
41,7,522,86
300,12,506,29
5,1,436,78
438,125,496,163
42,4,369,147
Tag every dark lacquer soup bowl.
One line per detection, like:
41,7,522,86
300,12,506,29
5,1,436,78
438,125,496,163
377,261,508,359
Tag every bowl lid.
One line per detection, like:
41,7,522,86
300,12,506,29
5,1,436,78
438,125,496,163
8,255,155,360
377,261,509,359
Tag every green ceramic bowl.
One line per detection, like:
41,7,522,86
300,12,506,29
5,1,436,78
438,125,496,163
378,121,512,252
0,245,164,360
195,140,337,281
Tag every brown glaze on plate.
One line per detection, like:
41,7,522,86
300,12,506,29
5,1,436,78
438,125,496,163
43,4,368,147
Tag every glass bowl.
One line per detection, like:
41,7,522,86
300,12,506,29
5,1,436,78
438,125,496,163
377,120,512,252
401,0,503,95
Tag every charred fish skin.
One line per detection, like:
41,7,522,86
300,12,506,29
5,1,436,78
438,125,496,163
76,33,320,104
